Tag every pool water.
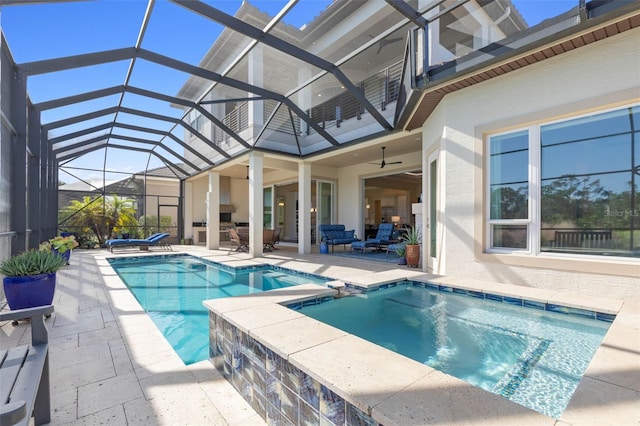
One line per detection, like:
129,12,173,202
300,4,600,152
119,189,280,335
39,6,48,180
299,284,612,419
108,254,328,364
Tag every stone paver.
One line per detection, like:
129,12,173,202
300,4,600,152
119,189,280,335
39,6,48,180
373,371,552,426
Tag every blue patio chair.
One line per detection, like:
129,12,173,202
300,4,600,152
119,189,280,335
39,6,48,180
385,241,406,257
351,223,394,254
106,233,171,252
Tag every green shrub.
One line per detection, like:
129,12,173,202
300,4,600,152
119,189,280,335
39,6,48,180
402,226,421,245
0,250,66,277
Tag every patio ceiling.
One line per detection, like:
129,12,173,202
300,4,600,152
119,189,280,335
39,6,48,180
2,0,638,183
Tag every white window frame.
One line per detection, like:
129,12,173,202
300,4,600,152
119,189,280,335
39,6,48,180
486,103,639,258
486,127,532,254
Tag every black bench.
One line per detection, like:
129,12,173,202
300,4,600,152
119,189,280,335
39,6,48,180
554,230,612,249
0,305,54,426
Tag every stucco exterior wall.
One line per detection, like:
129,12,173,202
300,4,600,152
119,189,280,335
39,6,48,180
428,28,640,298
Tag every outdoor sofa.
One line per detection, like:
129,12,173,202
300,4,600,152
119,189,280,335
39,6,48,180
318,224,359,252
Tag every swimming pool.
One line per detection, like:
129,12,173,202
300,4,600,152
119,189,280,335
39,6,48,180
298,282,613,419
108,254,328,364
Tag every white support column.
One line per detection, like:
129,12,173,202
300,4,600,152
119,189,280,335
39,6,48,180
421,138,429,273
206,172,220,250
184,181,193,243
248,152,264,257
298,162,312,254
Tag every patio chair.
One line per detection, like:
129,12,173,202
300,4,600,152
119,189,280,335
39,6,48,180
272,228,281,249
229,228,249,252
263,229,279,252
385,241,406,257
351,223,394,254
106,233,171,252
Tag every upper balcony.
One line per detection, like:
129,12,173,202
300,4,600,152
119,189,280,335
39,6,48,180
174,0,638,172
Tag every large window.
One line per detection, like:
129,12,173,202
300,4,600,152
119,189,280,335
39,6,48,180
488,105,639,258
489,130,529,250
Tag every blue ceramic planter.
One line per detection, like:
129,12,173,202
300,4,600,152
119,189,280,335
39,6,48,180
3,273,57,310
319,242,329,254
53,248,71,265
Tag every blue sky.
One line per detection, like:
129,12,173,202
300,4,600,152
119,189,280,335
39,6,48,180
2,0,578,100
1,0,579,182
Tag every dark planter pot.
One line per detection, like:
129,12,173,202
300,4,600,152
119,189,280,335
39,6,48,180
397,256,407,265
319,242,329,254
405,244,420,268
53,248,71,265
3,272,57,310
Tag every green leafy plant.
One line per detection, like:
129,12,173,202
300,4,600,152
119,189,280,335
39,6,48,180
40,235,79,254
394,244,406,256
0,249,66,277
402,226,421,245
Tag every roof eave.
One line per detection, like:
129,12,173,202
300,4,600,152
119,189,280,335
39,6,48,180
401,1,640,131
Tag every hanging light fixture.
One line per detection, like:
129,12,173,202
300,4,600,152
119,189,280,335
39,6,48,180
245,165,249,180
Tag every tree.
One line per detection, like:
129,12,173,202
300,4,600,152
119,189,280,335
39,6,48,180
105,196,138,239
541,175,609,227
491,185,527,219
59,196,107,245
59,195,139,245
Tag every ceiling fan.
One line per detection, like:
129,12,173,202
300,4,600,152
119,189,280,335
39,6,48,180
369,146,402,169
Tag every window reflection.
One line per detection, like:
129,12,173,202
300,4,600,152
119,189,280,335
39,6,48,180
488,105,639,257
541,107,639,256
489,130,528,221
493,225,527,249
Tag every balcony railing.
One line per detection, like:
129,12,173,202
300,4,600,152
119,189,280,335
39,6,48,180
307,61,402,133
215,104,249,145
215,60,403,142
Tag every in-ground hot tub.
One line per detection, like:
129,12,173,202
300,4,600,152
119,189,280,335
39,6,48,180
204,276,620,425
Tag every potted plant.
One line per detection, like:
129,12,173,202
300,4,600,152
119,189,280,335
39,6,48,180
402,226,421,268
0,249,66,310
40,235,79,265
395,245,407,265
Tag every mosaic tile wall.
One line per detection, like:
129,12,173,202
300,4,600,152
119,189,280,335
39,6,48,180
209,312,382,426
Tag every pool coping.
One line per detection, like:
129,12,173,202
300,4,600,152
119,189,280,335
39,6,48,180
105,249,639,424
203,270,639,425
